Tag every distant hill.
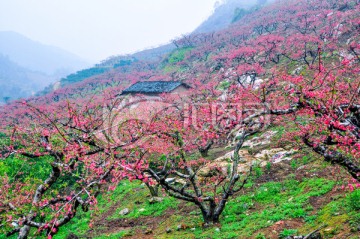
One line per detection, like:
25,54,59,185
194,0,272,33
38,44,176,93
0,54,53,103
0,31,89,76
37,0,271,94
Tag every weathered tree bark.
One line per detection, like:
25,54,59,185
303,137,360,181
18,163,61,239
198,140,213,157
146,130,252,225
145,182,159,197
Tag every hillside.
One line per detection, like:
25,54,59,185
0,0,359,239
0,31,91,101
0,54,53,103
45,0,267,92
0,31,89,76
194,0,258,33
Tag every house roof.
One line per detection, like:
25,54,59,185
121,81,190,95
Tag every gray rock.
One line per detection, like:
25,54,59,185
119,208,130,216
148,197,164,204
297,165,306,171
165,178,175,184
144,228,152,235
166,227,172,233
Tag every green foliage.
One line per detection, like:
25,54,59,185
56,211,91,238
217,178,335,237
167,47,193,64
232,8,249,23
253,163,264,178
217,81,231,90
109,182,179,219
347,189,360,211
290,159,298,170
161,47,193,73
279,229,298,238
255,233,267,239
265,162,272,172
60,67,109,86
163,64,181,73
113,59,134,68
2,174,340,239
0,155,52,182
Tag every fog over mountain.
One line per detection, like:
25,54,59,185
0,31,90,103
0,54,52,104
0,0,271,103
0,31,89,76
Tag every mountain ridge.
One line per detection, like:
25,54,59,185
0,31,90,76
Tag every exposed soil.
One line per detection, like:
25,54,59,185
207,146,233,160
93,217,156,237
256,162,294,183
88,200,198,239
255,218,304,239
308,189,342,210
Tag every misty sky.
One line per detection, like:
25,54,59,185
0,0,220,62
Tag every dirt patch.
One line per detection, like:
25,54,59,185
255,218,304,239
207,147,233,160
93,216,155,234
256,162,293,183
334,227,360,239
308,189,342,210
88,201,198,239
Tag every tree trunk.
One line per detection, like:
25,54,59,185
199,201,220,226
145,182,159,197
202,212,220,226
18,226,30,239
198,140,213,157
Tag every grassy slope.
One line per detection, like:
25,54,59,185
52,162,360,239
1,131,360,239
50,131,360,238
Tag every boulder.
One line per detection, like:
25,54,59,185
144,228,153,235
165,178,186,185
199,149,258,177
148,197,164,204
119,208,130,216
255,148,296,163
242,131,277,148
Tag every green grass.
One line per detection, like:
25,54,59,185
108,182,179,220
92,230,130,239
3,174,354,239
279,229,298,238
347,189,360,211
151,177,336,239
167,47,193,64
